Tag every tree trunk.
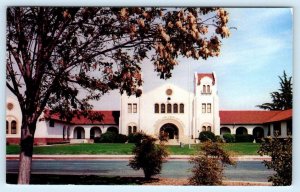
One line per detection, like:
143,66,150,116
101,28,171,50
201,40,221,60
17,120,35,184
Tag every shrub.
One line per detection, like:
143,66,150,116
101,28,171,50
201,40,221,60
128,132,144,143
129,133,169,179
95,132,128,143
115,134,128,143
223,133,235,143
189,141,236,185
235,134,254,142
199,131,216,142
258,137,292,186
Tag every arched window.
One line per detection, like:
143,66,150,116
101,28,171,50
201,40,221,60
180,104,184,113
207,126,211,132
203,85,206,93
167,104,172,113
202,126,206,132
128,126,132,135
207,85,210,93
161,104,165,113
11,120,17,134
173,104,178,113
133,126,137,133
154,104,159,113
6,121,8,134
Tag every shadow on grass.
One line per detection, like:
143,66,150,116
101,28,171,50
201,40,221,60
6,173,159,185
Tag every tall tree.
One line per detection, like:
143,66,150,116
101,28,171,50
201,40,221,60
6,7,230,184
257,71,292,110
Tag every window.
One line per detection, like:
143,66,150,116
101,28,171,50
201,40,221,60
11,120,17,134
207,126,211,132
180,104,184,113
128,103,132,113
128,126,132,135
287,120,292,136
6,121,8,134
203,85,206,93
173,104,178,113
207,103,211,113
133,126,137,133
49,119,55,127
133,103,137,113
273,122,281,136
161,104,165,113
155,104,159,113
207,85,210,93
202,103,206,113
167,104,172,113
202,126,206,132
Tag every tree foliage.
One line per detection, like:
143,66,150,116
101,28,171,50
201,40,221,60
189,141,235,185
129,133,169,179
257,71,292,110
258,137,292,186
6,7,230,184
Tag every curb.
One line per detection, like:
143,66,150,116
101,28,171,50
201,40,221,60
6,155,271,161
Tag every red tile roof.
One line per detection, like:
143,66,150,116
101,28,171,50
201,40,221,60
44,110,119,125
197,73,215,85
220,110,292,124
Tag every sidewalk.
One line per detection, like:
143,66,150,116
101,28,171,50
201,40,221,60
6,154,271,161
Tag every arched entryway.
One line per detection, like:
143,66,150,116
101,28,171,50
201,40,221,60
160,123,179,140
220,127,231,135
253,127,264,140
236,127,248,135
90,127,102,139
107,127,118,134
74,127,85,139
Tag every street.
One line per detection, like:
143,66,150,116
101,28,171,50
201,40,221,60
7,160,274,182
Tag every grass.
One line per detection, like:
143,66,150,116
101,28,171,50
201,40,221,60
6,142,260,156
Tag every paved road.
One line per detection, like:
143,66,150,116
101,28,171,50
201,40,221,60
7,160,274,182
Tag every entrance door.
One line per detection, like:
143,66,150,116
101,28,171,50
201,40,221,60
160,123,179,140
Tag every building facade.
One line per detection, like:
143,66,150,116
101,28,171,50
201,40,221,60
6,72,292,145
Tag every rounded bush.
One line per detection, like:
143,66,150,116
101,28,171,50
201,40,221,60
199,131,216,142
128,132,144,143
115,134,128,143
223,133,235,143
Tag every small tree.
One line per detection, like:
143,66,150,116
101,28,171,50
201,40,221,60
189,141,235,185
129,133,169,179
258,136,292,186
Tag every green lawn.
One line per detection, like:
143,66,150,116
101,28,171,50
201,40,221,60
6,142,260,156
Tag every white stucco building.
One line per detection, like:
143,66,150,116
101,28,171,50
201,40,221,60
6,72,292,145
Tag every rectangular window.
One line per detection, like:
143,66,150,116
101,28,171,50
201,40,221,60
273,122,281,136
202,103,206,113
49,119,55,127
207,103,211,113
133,103,137,113
128,104,132,113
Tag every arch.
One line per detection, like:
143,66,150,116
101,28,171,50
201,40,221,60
90,126,102,139
203,85,206,93
161,104,165,113
154,118,184,140
160,123,179,140
74,127,85,139
202,126,206,132
207,126,212,132
220,127,231,135
107,126,118,134
11,120,17,134
236,127,248,135
154,103,159,113
253,127,264,140
180,103,184,113
173,104,178,113
207,85,211,93
167,103,172,113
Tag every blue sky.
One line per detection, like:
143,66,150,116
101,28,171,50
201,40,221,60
92,8,293,110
